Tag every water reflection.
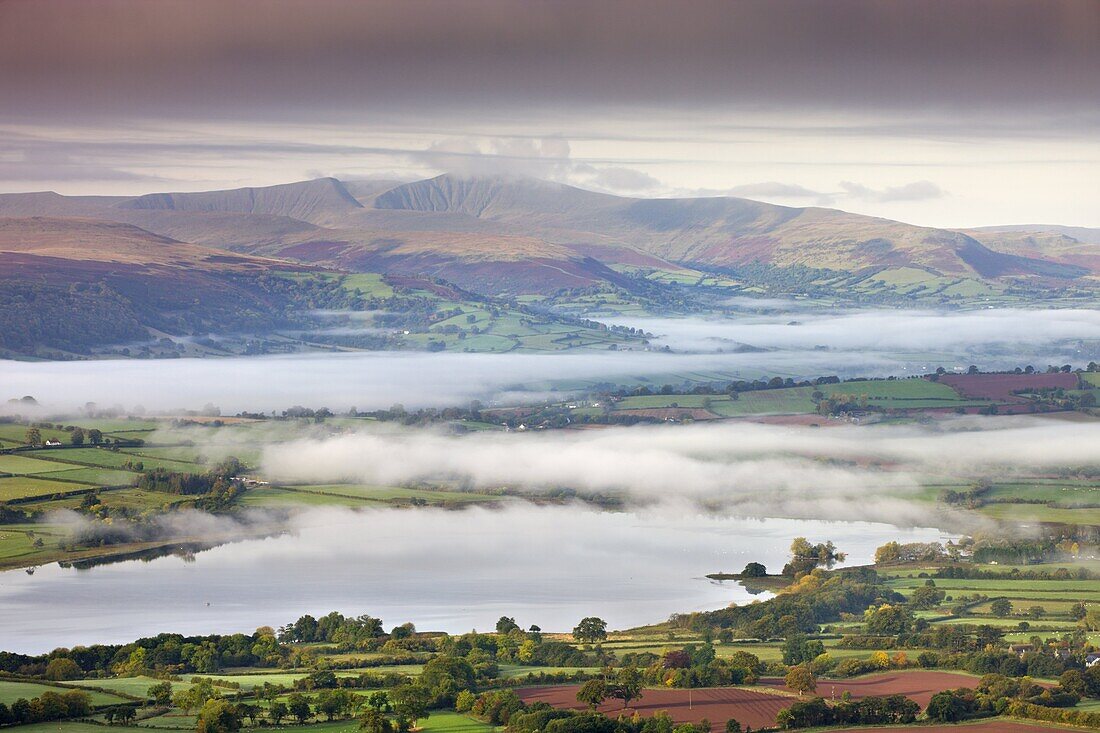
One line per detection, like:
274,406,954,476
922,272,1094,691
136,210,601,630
0,505,951,654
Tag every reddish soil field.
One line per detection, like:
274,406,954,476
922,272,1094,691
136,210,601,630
516,685,793,732
762,671,984,708
936,372,1078,401
835,724,1060,733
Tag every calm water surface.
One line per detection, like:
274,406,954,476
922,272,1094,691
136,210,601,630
0,505,952,653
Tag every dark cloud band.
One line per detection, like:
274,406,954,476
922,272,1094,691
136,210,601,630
1,0,1096,120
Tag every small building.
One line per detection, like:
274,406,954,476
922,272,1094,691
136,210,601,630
1087,653,1100,668
44,439,62,446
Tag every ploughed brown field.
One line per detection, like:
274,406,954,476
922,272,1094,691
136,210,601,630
762,670,985,708
516,685,793,732
835,724,1061,733
936,372,1079,401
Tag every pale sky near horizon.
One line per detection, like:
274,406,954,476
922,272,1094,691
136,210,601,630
1,0,1097,229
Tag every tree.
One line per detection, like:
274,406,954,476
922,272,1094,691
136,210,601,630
785,665,817,698
70,427,85,445
909,585,946,610
44,657,82,680
196,699,240,733
366,691,392,713
781,635,824,666
148,680,173,706
316,689,355,721
110,706,136,725
864,604,913,635
573,617,608,643
454,691,476,714
61,691,92,719
875,541,901,565
1060,670,1087,697
238,703,262,727
269,702,288,725
1027,605,1045,620
926,690,971,722
87,428,103,445
496,616,520,634
173,679,221,714
609,667,643,709
782,538,846,577
576,679,608,710
288,693,312,724
741,562,767,577
360,708,394,733
724,720,741,733
391,683,430,729
25,427,41,446
990,598,1012,617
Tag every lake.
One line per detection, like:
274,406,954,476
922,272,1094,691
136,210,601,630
0,504,952,653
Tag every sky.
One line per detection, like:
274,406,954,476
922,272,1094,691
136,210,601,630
1,0,1098,228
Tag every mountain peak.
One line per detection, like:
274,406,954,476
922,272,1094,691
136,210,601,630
117,177,362,224
373,172,621,219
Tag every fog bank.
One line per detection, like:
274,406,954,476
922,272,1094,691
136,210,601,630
3,307,1096,415
621,308,1100,353
260,417,1097,526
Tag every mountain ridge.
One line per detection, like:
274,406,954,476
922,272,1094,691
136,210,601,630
0,173,1094,297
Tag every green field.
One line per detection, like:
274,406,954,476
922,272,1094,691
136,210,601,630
829,378,962,400
77,419,162,433
13,724,141,733
0,454,74,474
0,475,82,501
20,488,193,512
0,679,130,706
139,711,197,729
283,484,501,504
339,272,394,298
978,503,1100,525
0,424,71,444
614,387,818,416
62,675,174,698
43,448,202,472
200,672,310,690
889,577,1100,593
603,374,1017,419
238,487,380,508
496,664,598,679
119,446,210,463
34,467,139,485
982,480,1100,505
0,523,66,561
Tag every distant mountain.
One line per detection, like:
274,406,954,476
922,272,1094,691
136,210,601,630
970,224,1100,243
0,217,324,357
965,225,1100,275
117,177,363,226
374,174,1088,281
0,174,1093,300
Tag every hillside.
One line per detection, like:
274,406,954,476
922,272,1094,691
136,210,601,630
0,217,329,357
966,225,1100,275
0,175,1093,302
116,177,363,226
375,175,1090,281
